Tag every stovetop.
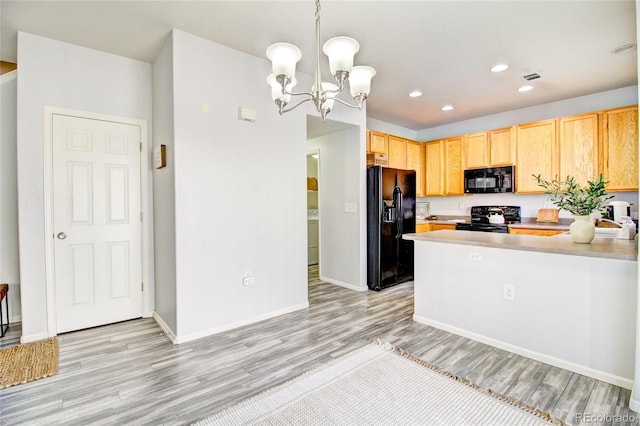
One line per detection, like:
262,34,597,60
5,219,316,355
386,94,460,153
469,205,521,225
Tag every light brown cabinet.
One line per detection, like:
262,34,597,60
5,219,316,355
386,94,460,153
489,126,516,166
558,113,599,186
424,137,464,196
464,132,489,169
508,228,565,236
406,140,425,197
387,135,407,169
424,140,444,196
516,119,557,194
367,130,388,154
600,105,638,192
444,137,464,195
417,223,456,232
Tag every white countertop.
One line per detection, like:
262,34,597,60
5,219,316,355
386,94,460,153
404,230,637,261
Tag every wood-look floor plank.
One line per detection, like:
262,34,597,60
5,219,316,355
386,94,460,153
0,265,638,425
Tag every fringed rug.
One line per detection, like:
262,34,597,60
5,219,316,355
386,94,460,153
0,338,59,389
195,340,565,426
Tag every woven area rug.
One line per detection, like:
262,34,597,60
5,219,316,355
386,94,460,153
0,338,59,389
195,340,565,426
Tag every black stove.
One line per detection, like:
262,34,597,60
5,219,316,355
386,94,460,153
455,205,521,233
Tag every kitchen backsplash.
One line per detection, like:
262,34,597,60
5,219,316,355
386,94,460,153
419,191,639,219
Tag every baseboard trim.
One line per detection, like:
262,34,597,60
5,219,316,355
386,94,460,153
154,302,310,345
20,331,51,344
413,314,633,390
319,276,367,292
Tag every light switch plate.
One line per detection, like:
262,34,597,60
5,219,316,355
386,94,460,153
344,203,357,213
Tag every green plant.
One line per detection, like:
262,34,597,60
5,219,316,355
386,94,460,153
532,174,613,216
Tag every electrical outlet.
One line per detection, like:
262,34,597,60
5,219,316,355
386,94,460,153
458,202,465,210
242,272,255,286
468,252,482,261
503,284,515,301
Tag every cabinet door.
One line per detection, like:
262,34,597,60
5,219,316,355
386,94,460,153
444,137,464,195
558,113,598,186
516,119,557,193
387,135,407,169
406,140,425,197
367,130,388,154
601,106,638,191
489,126,515,166
464,132,488,169
425,140,444,196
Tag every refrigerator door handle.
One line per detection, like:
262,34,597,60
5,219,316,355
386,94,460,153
394,186,403,238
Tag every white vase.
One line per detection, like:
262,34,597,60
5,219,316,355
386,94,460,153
570,215,595,244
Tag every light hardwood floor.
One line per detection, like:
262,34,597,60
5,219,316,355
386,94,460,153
1,266,638,425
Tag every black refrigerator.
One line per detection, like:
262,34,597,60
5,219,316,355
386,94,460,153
367,166,416,291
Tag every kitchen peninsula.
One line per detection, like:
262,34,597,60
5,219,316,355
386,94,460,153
404,230,638,388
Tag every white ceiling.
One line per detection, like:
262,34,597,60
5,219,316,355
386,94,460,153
1,1,637,130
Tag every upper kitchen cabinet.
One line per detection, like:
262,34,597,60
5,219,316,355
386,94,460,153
387,135,407,169
367,130,388,154
464,127,515,168
600,105,638,192
424,137,464,196
489,126,516,166
464,132,488,169
516,119,557,193
558,112,598,186
425,140,444,196
406,140,426,197
444,137,464,195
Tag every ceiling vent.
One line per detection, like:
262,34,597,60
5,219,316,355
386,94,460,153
523,73,541,81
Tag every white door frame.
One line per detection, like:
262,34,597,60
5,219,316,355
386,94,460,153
43,106,152,337
307,148,321,271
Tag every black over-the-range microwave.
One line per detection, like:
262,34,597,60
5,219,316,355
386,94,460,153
464,166,514,194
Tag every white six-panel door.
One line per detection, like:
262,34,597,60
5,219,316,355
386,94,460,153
52,114,142,333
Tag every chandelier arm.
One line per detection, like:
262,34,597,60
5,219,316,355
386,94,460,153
280,97,313,114
331,97,366,110
284,90,316,98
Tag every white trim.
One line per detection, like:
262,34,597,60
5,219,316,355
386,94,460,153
43,106,152,337
1,69,17,84
169,302,310,345
152,311,176,344
320,275,367,292
413,314,634,390
20,331,50,344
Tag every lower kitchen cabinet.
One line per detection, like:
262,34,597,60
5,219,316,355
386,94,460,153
308,220,319,265
509,228,565,236
417,223,457,232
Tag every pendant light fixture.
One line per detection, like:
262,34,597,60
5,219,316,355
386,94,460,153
266,0,376,120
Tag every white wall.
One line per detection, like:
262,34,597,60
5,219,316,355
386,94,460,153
152,35,177,332
308,125,365,291
0,71,20,322
366,117,417,140
166,30,310,341
16,32,153,341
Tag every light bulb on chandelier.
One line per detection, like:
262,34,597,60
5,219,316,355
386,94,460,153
265,0,376,120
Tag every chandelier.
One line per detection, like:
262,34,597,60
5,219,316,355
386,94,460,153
266,0,376,120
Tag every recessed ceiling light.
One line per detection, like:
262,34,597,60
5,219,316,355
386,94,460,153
441,105,454,111
409,90,422,98
611,43,637,54
491,64,509,73
518,85,533,92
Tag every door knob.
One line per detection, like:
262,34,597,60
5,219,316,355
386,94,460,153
57,232,67,240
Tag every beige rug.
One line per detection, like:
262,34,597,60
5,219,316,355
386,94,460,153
0,338,59,389
195,340,565,426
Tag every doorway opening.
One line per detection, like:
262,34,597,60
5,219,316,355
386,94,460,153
307,150,320,267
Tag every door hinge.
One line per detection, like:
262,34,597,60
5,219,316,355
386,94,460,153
140,142,143,152
141,282,144,291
